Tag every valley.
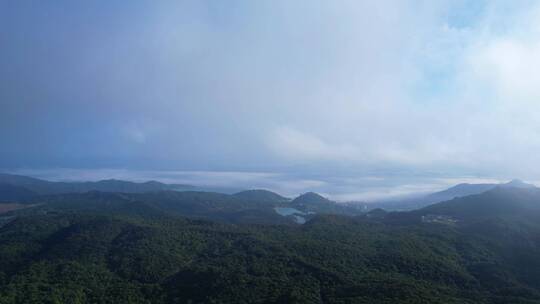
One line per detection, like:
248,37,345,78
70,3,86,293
1,174,540,303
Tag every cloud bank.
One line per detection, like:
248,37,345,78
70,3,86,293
2,0,540,191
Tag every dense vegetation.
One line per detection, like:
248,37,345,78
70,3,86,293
1,176,540,303
1,211,539,303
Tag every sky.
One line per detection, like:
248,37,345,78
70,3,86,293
2,1,540,200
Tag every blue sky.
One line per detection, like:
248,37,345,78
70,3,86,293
3,1,540,200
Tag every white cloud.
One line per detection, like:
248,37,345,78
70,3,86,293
6,1,540,185
258,1,540,179
267,126,362,162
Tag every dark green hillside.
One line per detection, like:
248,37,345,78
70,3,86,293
369,179,538,211
17,191,293,225
120,191,291,224
0,184,37,203
378,187,540,226
291,192,358,214
292,192,330,206
22,191,167,219
10,188,362,225
0,174,362,220
1,186,540,303
420,187,540,221
1,197,540,303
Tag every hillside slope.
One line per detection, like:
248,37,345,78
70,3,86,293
2,187,540,303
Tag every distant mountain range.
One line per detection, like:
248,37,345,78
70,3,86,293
0,173,363,224
367,179,537,211
0,173,193,197
2,172,538,224
0,173,249,202
427,179,535,202
363,184,540,227
419,185,540,221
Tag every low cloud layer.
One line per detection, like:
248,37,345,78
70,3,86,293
8,168,508,202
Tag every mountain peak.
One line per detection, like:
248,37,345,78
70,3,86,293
501,179,536,189
292,192,330,204
298,191,326,198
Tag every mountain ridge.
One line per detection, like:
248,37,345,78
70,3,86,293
368,179,538,211
0,173,196,195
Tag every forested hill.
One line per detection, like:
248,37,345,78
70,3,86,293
0,173,195,198
367,179,538,211
1,187,540,303
0,173,252,198
1,189,362,225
